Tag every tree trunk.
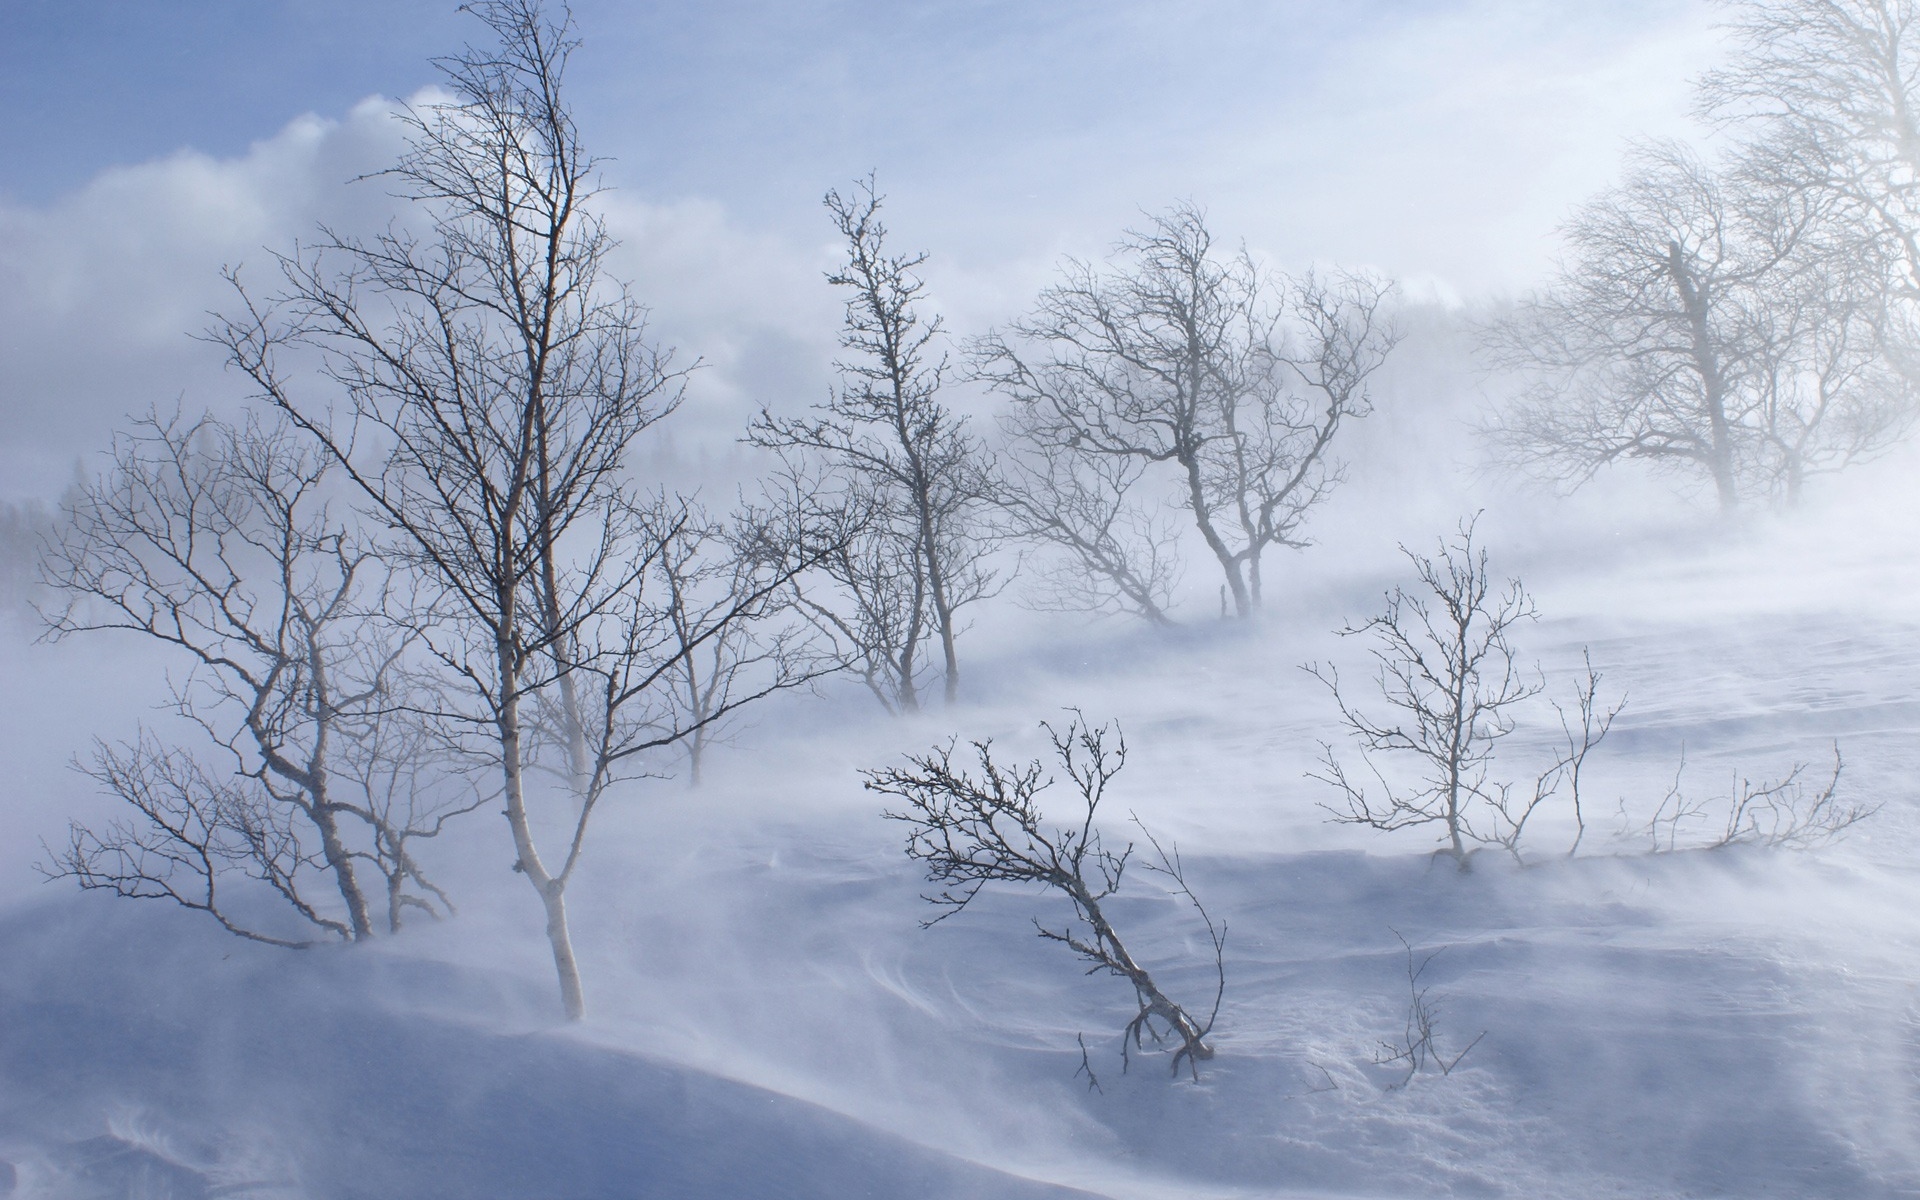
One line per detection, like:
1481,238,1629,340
900,395,959,704
1445,621,1470,869
534,404,592,789
1181,449,1251,617
1668,240,1740,510
498,634,586,1021
539,880,586,1022
922,509,959,706
894,550,927,712
387,867,405,935
279,642,374,940
1075,883,1212,1062
311,804,375,940
539,531,591,786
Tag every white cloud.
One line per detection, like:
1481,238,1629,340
0,94,839,500
0,96,409,496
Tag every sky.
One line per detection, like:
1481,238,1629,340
0,0,1723,500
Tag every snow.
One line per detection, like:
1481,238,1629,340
3,457,1918,1199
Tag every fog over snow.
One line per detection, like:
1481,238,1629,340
2,2,1918,1198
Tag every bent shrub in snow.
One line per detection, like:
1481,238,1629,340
1634,744,1870,853
1372,931,1485,1090
867,716,1225,1079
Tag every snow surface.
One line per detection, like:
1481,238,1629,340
2,460,1918,1199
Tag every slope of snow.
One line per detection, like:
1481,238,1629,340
0,901,1103,1199
2,480,1917,1199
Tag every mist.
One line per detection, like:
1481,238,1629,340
3,2,1918,1198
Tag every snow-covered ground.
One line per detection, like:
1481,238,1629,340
2,467,1917,1199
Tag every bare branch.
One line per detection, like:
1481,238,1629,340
977,204,1396,620
1632,744,1870,852
748,176,994,708
868,716,1223,1078
1371,931,1486,1090
1308,516,1551,868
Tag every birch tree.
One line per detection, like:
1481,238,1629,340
212,1,814,1018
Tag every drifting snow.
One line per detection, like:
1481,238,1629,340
2,477,1918,1199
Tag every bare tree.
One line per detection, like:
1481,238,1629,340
749,177,993,708
210,1,816,1019
743,464,930,714
975,204,1395,620
1486,140,1915,508
38,409,467,944
1699,0,1920,301
867,717,1225,1079
1698,0,1920,492
1308,518,1619,868
1751,223,1916,499
648,502,818,787
1486,143,1774,509
330,690,473,931
990,428,1183,626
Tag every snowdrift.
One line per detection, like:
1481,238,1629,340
3,483,1918,1199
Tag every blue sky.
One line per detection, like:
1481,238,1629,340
2,0,1713,245
0,1,459,202
0,0,1719,497
0,1,1389,202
